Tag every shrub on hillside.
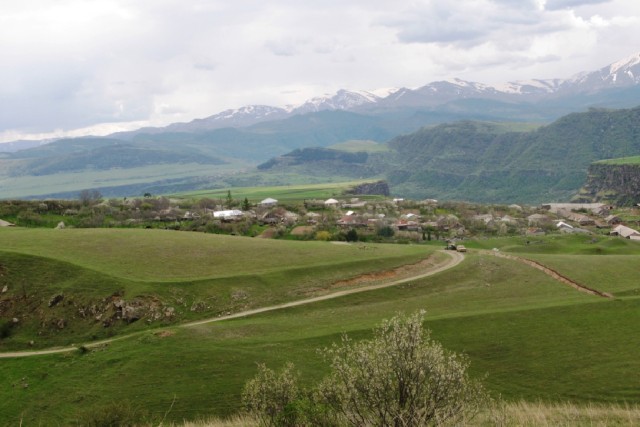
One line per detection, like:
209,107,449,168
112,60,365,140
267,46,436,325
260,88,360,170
243,311,490,426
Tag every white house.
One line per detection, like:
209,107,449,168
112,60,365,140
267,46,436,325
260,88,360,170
611,224,640,239
324,198,340,208
213,210,244,220
259,198,278,207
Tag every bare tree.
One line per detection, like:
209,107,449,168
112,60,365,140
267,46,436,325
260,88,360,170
78,189,103,207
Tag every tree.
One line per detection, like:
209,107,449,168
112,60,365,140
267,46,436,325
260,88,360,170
346,229,358,242
243,311,490,426
317,311,488,426
242,197,251,211
78,189,103,207
226,190,234,209
242,362,301,427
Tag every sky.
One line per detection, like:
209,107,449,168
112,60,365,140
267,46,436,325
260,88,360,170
1,0,639,143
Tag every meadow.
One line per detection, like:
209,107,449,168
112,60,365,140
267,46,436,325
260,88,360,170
174,179,384,204
1,230,639,424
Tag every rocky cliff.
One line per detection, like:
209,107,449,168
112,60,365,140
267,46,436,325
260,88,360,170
574,161,640,206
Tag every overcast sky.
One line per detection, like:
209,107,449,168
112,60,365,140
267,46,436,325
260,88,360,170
1,0,639,143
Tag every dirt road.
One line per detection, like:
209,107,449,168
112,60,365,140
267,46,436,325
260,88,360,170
0,250,464,359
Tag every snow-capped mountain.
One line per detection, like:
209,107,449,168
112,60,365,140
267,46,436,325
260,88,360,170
167,105,290,131
562,52,640,92
111,52,640,138
290,89,383,114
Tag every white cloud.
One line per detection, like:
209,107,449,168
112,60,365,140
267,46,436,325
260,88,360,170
1,0,640,142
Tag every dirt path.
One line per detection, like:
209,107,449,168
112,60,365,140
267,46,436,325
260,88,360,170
0,250,464,359
486,250,613,298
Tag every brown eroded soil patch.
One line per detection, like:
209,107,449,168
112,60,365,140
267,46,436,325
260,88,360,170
155,330,175,338
290,226,315,236
332,254,440,289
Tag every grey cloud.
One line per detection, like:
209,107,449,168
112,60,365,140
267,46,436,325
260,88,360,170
265,39,301,57
544,0,612,10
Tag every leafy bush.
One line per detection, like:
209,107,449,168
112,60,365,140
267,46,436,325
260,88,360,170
243,311,491,426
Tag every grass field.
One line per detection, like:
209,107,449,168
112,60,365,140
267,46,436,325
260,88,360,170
2,232,640,424
595,155,640,165
174,180,385,203
0,163,246,199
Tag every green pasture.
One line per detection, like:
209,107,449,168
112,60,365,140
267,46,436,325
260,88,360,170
0,228,427,281
595,155,640,165
3,241,640,424
0,234,640,425
464,234,640,297
174,180,384,204
0,228,429,349
466,233,640,255
0,163,244,199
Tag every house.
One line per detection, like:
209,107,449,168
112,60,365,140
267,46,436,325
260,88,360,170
605,215,622,225
213,210,244,220
394,220,421,231
542,203,611,216
259,198,278,207
556,221,574,230
566,212,595,226
610,224,640,239
182,211,201,220
472,214,495,225
0,219,15,227
324,198,340,208
337,215,366,228
527,214,549,226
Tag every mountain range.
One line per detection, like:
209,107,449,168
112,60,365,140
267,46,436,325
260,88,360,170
110,52,640,136
2,52,640,201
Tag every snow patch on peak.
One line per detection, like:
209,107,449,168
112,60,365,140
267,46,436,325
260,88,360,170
370,87,401,98
609,52,640,75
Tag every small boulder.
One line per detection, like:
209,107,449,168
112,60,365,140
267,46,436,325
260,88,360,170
1,285,7,293
48,294,64,308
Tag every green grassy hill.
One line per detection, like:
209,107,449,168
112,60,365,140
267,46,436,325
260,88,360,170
2,232,640,424
0,228,428,350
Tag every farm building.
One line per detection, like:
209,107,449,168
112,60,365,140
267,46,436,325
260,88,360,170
213,210,243,220
324,198,340,208
610,224,640,239
259,198,278,207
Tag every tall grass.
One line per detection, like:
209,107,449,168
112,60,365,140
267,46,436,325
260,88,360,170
172,401,640,426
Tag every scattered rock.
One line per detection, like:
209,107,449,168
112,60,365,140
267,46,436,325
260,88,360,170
231,290,248,301
190,301,206,312
48,294,64,308
12,317,19,323
55,221,65,229
164,307,175,318
1,285,7,293
56,318,66,329
28,340,34,346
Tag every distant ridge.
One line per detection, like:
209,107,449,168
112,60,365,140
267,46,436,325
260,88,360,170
108,52,640,138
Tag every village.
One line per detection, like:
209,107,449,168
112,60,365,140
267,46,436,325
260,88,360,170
1,194,640,243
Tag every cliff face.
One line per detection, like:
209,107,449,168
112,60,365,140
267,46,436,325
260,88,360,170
575,163,640,206
345,180,390,196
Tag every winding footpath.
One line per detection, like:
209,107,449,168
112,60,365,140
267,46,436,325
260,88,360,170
0,250,464,359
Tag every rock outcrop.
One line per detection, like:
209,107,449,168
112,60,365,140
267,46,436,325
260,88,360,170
345,180,390,196
574,162,640,206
